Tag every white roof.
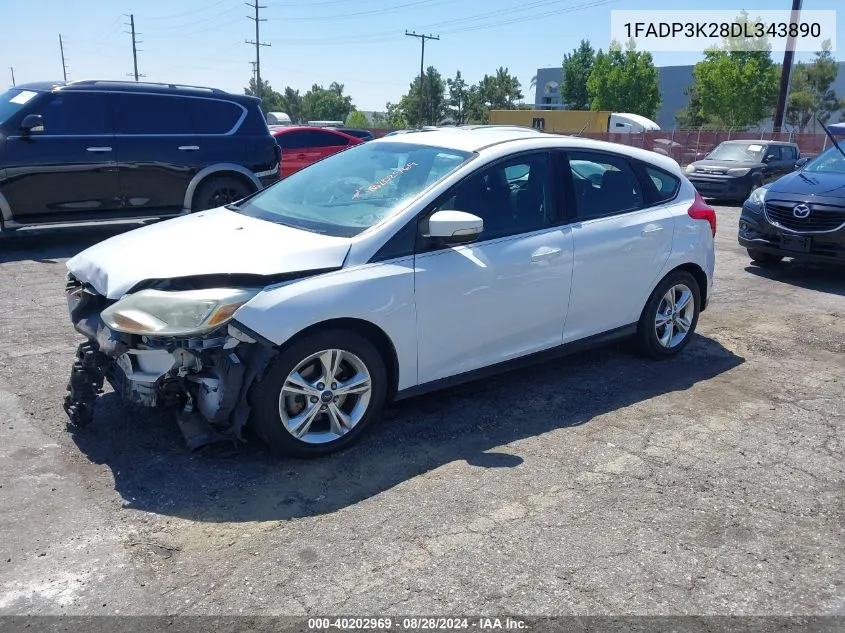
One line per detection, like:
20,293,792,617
373,126,681,174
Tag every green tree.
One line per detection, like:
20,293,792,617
446,70,469,124
587,38,661,119
301,82,355,122
786,63,816,132
383,101,408,129
345,110,369,128
691,12,779,128
561,39,594,110
676,83,708,128
396,66,447,126
467,67,524,123
244,77,283,114
280,87,304,123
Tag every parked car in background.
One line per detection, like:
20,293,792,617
685,140,803,202
270,125,362,177
738,143,845,266
327,127,375,142
63,126,715,456
0,80,280,232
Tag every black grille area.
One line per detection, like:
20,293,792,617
765,201,845,233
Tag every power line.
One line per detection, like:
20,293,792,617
405,31,439,126
125,14,145,81
146,0,231,22
268,0,447,21
246,1,271,99
59,34,69,81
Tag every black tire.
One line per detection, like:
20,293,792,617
636,270,701,360
747,248,783,266
249,329,388,458
191,175,253,212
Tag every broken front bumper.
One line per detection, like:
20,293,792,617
63,275,275,449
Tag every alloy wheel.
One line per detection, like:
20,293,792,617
277,349,372,444
654,283,696,349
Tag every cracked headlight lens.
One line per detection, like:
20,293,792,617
101,288,261,336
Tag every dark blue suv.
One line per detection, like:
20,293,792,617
0,80,280,232
738,144,845,266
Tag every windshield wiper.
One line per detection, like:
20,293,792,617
818,116,845,161
224,203,241,211
798,171,817,185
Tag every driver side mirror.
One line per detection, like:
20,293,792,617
763,154,776,163
427,210,483,245
794,156,810,169
19,114,44,136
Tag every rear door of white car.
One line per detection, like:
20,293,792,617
560,150,679,342
414,151,574,384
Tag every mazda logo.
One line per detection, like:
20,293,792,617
792,204,811,219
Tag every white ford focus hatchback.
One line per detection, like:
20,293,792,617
64,126,716,456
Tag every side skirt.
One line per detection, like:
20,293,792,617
394,324,637,402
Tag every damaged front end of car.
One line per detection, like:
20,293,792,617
63,272,289,450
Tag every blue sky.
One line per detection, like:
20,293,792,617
1,0,842,111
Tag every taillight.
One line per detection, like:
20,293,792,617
688,191,716,237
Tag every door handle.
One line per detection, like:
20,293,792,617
641,225,664,235
86,146,112,153
178,145,200,151
296,153,307,159
531,247,562,262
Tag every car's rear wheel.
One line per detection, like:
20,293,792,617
249,329,388,457
747,248,783,266
191,175,253,212
636,270,701,359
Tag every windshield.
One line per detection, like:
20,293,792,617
235,141,474,237
0,89,40,126
803,145,845,174
707,142,766,162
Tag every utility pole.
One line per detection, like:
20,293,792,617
125,14,144,81
246,1,271,102
59,34,69,81
773,0,803,133
10,67,15,87
250,61,258,87
405,31,439,127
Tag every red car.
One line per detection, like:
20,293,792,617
270,126,363,177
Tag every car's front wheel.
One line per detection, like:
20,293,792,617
747,248,783,266
636,270,701,359
249,329,388,457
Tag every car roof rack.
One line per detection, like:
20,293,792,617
65,79,228,94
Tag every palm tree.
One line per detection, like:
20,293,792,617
529,75,537,91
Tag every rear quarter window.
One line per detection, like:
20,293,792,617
191,99,244,134
644,165,680,203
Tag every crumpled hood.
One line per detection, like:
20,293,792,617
66,208,351,298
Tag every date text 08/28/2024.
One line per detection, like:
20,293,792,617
307,617,528,630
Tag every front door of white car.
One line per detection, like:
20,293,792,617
561,150,677,342
414,152,574,384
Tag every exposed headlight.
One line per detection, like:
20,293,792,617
684,164,696,173
101,288,261,336
744,186,768,213
727,167,751,176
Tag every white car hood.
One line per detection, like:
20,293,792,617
66,208,351,299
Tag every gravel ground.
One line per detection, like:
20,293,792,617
0,206,842,616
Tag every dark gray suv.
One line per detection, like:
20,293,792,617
0,80,280,233
685,140,803,202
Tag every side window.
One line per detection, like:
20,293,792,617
37,92,111,135
644,166,680,203
191,99,243,134
275,130,310,150
766,146,782,161
786,146,798,161
566,151,644,219
433,153,551,241
310,130,347,148
112,94,195,135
